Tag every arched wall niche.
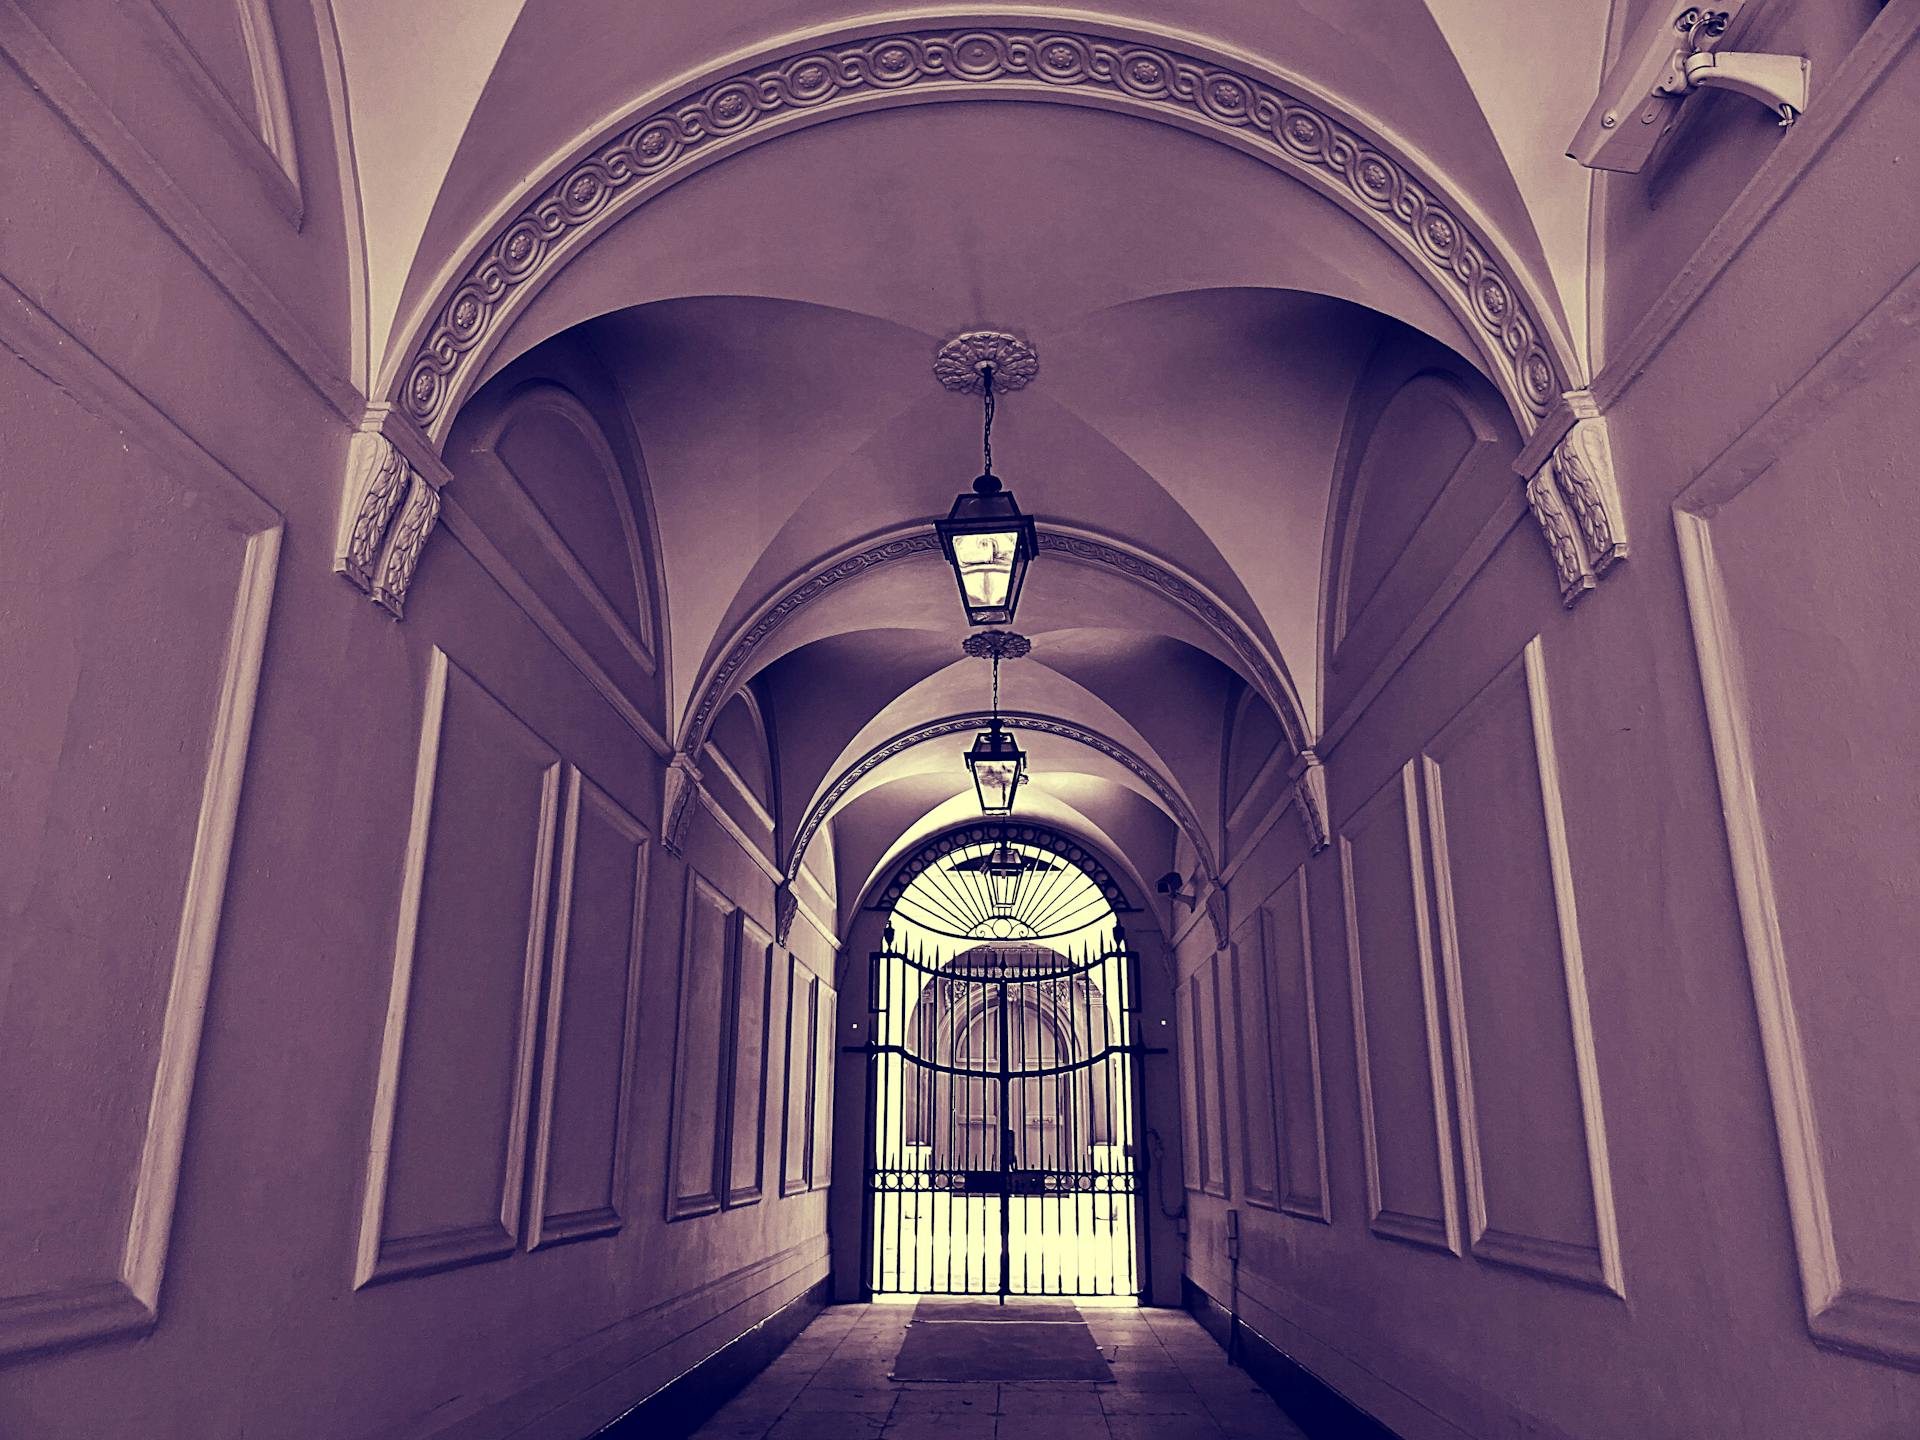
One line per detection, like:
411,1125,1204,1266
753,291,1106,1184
1222,683,1285,827
440,337,672,740
708,684,779,837
1318,328,1525,729
378,16,1576,445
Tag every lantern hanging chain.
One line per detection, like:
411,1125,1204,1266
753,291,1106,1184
991,652,1001,719
981,362,996,478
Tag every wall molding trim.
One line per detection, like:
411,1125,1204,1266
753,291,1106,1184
381,17,1572,447
1339,762,1461,1256
1420,640,1624,1297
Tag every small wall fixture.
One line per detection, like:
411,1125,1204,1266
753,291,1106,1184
1156,871,1199,912
933,332,1041,627
1569,3,1808,172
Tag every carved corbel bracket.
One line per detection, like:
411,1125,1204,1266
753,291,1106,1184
334,405,449,619
773,880,799,948
1289,749,1331,855
1514,391,1628,608
662,751,704,857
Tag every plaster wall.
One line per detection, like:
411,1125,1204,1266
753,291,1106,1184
0,7,830,1436
1170,17,1920,1435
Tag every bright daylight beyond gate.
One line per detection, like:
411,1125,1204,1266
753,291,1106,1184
864,824,1143,1298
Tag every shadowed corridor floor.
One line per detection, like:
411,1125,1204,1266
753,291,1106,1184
687,1301,1310,1439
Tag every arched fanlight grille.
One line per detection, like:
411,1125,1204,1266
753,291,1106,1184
885,830,1125,942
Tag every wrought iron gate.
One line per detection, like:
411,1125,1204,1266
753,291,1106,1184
864,930,1143,1297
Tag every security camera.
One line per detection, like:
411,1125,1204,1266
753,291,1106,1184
1156,871,1198,910
1569,2,1808,173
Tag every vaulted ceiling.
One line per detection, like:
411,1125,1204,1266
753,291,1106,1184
322,0,1615,918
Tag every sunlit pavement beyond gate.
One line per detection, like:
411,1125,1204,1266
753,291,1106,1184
687,1302,1309,1439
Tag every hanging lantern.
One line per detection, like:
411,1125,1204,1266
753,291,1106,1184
938,475,1039,627
932,332,1041,627
960,629,1032,815
979,843,1026,912
965,721,1027,815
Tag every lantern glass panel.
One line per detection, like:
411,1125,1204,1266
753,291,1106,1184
971,756,1021,814
951,529,1020,612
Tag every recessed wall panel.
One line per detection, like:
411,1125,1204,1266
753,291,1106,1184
781,960,818,1198
1265,868,1331,1222
526,771,650,1248
667,871,737,1219
358,652,562,1285
725,918,773,1208
1340,763,1459,1253
1177,978,1204,1194
1678,334,1920,1366
1196,957,1231,1199
1423,644,1620,1293
810,983,838,1192
0,329,278,1355
1231,922,1281,1211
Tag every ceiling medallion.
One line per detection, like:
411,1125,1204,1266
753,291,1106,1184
961,629,1032,662
933,331,1040,395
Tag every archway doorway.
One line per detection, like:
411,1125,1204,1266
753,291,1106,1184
864,824,1144,1298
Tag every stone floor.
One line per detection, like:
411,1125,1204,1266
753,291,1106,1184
687,1301,1311,1439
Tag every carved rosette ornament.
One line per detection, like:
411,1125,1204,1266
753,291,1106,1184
662,752,703,857
1290,749,1330,854
1516,391,1627,608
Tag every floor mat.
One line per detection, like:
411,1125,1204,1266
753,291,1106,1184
890,1302,1113,1382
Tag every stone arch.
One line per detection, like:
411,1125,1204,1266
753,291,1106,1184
381,18,1574,445
790,711,1217,898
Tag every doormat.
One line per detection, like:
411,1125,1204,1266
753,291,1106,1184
890,1306,1113,1382
913,1298,1084,1323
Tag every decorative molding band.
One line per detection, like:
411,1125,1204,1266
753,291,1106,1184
1037,531,1304,748
384,21,1568,442
662,752,704,857
1289,749,1330,854
684,533,941,749
789,708,1215,890
334,406,451,618
680,523,1306,754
